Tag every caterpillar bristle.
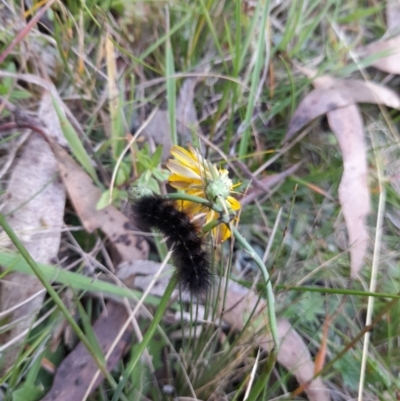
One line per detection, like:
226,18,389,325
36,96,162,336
131,193,212,295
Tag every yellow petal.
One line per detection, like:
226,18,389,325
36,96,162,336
202,209,232,243
170,146,201,173
175,200,204,216
213,222,231,243
227,196,241,211
169,174,195,182
187,144,203,161
168,180,194,190
170,145,197,162
186,189,207,197
204,209,217,224
167,160,201,180
169,174,202,185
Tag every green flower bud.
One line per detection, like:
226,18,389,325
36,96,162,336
206,171,232,201
128,185,153,203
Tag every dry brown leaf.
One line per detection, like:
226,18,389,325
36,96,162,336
328,105,370,277
140,108,172,162
386,145,400,228
140,78,199,161
285,79,400,141
286,75,373,276
222,282,330,401
285,87,348,142
50,141,148,262
116,260,176,298
354,0,400,74
41,301,133,401
176,78,200,144
386,0,400,32
313,77,370,276
358,36,400,74
0,93,66,372
115,260,198,304
311,77,370,276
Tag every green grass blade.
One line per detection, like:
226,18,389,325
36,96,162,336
106,35,125,160
238,0,262,73
238,0,271,158
234,0,242,76
197,0,228,72
166,7,177,145
245,352,277,401
111,276,177,400
0,251,161,307
278,0,304,51
51,96,99,184
139,12,193,61
290,1,332,56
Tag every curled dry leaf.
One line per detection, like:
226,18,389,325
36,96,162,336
285,79,400,142
328,105,370,277
286,76,375,277
358,36,400,74
0,93,66,372
222,281,330,401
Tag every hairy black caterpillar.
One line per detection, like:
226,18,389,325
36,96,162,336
131,193,212,295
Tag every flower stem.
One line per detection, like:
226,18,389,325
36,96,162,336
165,192,224,212
231,226,279,351
202,218,223,234
165,193,235,218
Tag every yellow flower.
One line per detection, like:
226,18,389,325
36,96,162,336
166,145,241,243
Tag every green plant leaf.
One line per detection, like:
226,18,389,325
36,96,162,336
96,188,121,210
12,383,44,401
150,145,163,168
